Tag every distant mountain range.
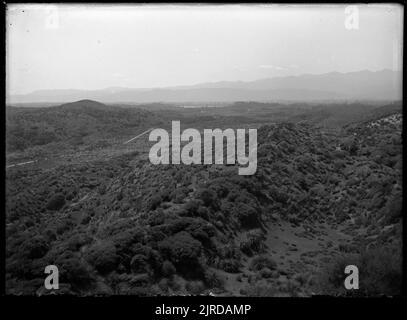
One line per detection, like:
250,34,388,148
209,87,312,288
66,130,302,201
8,70,402,104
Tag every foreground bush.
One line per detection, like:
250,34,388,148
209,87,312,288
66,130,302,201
85,241,118,274
20,235,49,259
158,231,202,275
46,193,66,211
319,244,402,296
250,255,277,272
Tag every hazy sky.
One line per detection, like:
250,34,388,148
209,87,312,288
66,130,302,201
7,4,403,94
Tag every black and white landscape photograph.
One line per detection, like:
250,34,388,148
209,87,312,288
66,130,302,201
5,4,403,297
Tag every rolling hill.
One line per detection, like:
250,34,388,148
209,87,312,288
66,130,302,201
6,99,163,152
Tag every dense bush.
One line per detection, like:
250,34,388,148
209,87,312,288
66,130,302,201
58,257,93,288
158,231,202,273
130,254,149,274
172,187,189,203
204,269,224,288
20,235,49,259
85,241,118,274
319,244,402,296
235,203,261,229
197,188,217,208
186,280,205,295
66,233,92,251
184,199,202,216
161,260,176,277
240,230,265,256
269,186,289,204
46,193,66,211
148,194,163,210
5,107,402,296
250,255,277,272
382,193,402,224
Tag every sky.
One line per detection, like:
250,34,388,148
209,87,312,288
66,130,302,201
6,4,403,95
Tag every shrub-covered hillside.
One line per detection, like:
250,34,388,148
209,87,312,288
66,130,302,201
6,100,163,152
5,111,402,296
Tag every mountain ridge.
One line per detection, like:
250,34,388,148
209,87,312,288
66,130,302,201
8,69,402,104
